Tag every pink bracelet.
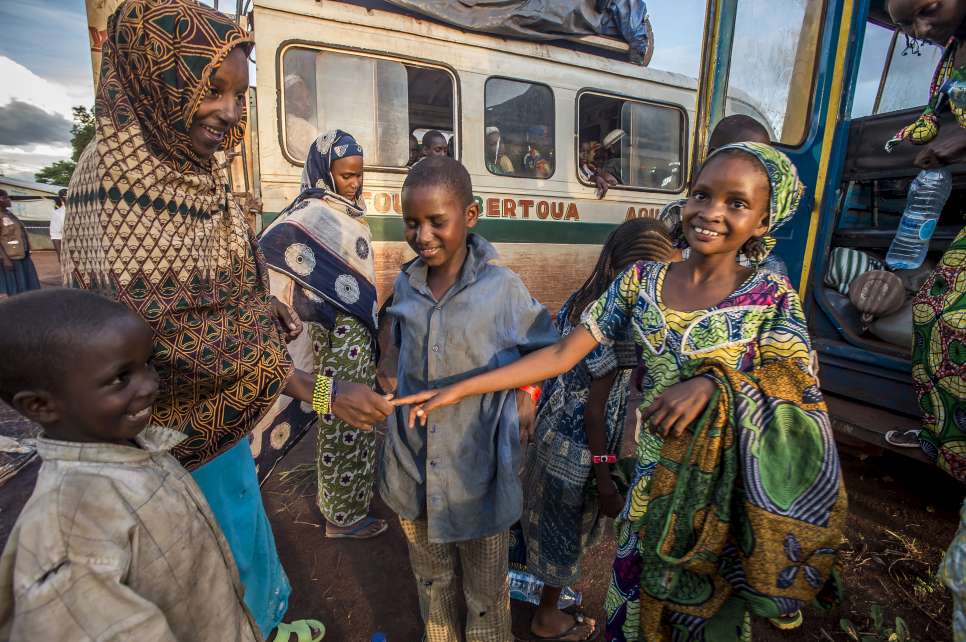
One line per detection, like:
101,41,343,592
592,454,617,464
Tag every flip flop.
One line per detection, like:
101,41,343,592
884,429,922,448
768,610,804,630
530,612,601,641
275,619,326,641
325,516,389,539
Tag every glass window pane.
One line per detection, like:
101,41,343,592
484,78,554,179
282,47,455,168
727,0,825,145
577,93,683,191
878,36,943,115
850,22,893,119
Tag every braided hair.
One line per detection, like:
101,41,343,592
567,216,674,325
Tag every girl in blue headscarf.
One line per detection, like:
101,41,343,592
257,129,389,539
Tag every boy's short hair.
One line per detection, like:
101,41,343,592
422,130,446,149
0,289,138,402
403,156,474,209
708,115,770,151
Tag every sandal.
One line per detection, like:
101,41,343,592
530,612,601,641
325,516,388,540
275,619,326,641
768,610,803,630
884,429,922,448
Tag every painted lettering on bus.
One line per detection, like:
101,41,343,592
625,206,662,220
363,191,580,221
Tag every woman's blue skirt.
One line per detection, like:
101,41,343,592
0,257,41,296
192,438,291,636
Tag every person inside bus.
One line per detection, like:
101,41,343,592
284,73,317,161
523,125,553,178
421,130,449,159
408,131,421,166
485,126,515,174
599,128,626,183
885,1,966,638
258,129,390,541
395,143,844,642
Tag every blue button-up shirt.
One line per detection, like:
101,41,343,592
379,235,558,543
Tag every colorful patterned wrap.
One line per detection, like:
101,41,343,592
582,261,816,641
63,0,292,468
636,358,846,640
915,226,966,481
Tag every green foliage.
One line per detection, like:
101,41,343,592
34,160,76,186
34,105,95,186
840,604,916,642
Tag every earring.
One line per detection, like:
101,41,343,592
743,236,768,264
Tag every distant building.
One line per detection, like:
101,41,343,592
0,176,65,250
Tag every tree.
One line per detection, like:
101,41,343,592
34,106,96,186
34,160,76,186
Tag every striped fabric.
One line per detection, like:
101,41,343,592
824,247,883,294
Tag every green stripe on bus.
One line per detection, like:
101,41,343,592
260,213,616,244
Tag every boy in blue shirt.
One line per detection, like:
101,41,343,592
380,157,557,642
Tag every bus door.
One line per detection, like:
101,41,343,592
691,0,851,289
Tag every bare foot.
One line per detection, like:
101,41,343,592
530,609,598,641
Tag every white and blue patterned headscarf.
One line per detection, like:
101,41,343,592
299,129,365,211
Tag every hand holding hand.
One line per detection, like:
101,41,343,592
332,381,394,431
392,384,465,428
640,376,716,438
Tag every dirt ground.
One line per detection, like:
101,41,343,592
1,251,962,641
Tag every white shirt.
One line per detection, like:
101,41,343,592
49,206,65,241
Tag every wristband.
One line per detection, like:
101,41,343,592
592,454,617,464
312,374,334,416
520,384,541,404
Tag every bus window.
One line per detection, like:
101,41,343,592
851,23,943,119
726,0,826,146
484,78,554,179
281,47,456,167
577,92,685,191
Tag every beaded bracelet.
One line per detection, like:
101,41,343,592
312,374,334,416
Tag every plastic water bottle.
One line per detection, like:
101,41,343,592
508,569,582,609
371,633,387,642
885,168,952,270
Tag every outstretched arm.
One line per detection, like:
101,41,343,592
394,326,600,427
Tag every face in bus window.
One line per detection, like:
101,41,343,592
422,132,448,158
888,0,966,46
331,155,363,201
189,46,248,160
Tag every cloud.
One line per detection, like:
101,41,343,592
0,100,72,147
0,56,79,119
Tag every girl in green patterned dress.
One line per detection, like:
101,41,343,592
258,130,393,539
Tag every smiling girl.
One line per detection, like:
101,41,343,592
398,143,846,641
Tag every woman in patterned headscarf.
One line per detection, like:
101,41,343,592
258,130,390,539
60,1,370,637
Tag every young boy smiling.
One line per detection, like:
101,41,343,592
0,289,261,642
380,157,558,642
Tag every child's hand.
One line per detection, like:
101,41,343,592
393,385,464,428
598,482,624,519
640,376,716,438
516,389,536,447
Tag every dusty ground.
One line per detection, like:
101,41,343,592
1,251,961,641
